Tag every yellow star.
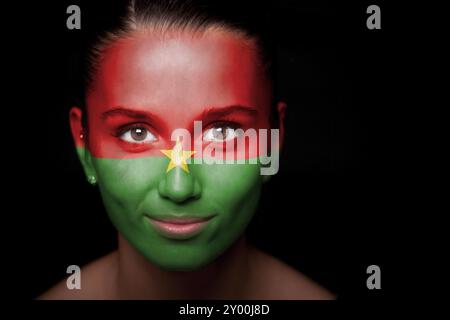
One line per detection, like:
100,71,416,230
160,138,196,173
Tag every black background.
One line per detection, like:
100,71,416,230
22,0,393,300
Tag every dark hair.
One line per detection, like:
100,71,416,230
74,0,278,128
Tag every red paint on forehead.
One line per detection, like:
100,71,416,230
84,28,273,158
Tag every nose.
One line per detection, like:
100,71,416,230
158,168,201,203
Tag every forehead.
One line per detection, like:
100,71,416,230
87,28,271,122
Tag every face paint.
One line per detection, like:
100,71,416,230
74,29,275,270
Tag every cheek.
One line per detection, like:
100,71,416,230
194,164,262,217
92,157,166,215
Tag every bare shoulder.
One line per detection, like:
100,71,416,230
247,247,336,300
37,251,118,300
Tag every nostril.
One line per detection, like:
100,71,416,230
157,168,201,203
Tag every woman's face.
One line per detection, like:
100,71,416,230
71,28,283,270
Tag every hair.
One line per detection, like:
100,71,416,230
73,0,278,129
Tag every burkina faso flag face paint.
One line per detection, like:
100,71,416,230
70,30,285,270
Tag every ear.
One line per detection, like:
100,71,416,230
69,107,97,183
263,101,287,183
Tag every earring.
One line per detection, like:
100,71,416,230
87,176,97,185
79,130,84,140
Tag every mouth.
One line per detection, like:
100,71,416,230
145,215,214,240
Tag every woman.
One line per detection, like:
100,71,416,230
40,0,334,299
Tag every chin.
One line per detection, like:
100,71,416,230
150,256,214,272
141,247,226,272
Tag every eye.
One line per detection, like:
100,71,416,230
119,126,157,144
203,124,240,142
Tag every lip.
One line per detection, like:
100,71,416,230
145,215,213,240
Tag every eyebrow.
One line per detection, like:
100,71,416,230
198,105,258,120
101,107,169,134
101,107,159,121
101,105,257,129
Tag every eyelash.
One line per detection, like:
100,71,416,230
113,123,152,138
111,120,242,141
205,120,240,131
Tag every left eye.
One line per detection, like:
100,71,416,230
203,125,240,142
120,127,157,143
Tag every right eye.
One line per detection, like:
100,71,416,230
119,126,157,144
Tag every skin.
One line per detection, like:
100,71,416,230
40,237,334,299
40,26,334,299
73,27,283,271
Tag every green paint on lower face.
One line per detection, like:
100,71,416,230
80,149,263,271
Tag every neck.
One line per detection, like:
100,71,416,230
116,235,251,299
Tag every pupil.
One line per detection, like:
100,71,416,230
131,128,147,141
214,127,227,140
